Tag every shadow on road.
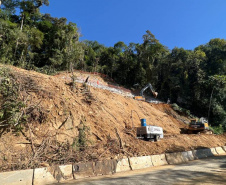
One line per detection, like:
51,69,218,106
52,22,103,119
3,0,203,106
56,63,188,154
50,155,226,185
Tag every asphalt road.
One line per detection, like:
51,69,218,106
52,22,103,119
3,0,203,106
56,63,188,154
55,155,226,185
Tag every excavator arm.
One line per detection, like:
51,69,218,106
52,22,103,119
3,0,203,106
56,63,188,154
134,83,158,101
140,83,158,98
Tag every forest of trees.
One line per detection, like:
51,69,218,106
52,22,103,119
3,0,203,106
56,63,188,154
0,1,226,129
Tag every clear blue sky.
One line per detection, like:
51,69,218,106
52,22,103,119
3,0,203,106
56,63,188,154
40,0,226,50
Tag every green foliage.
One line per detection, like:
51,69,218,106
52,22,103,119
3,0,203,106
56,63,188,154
31,65,57,75
171,103,191,117
72,116,91,151
210,125,224,135
0,0,83,71
0,67,27,132
0,1,225,129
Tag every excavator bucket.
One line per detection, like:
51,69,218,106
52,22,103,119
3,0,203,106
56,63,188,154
134,83,158,101
153,92,158,98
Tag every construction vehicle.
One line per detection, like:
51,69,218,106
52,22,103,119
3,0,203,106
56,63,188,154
134,83,158,101
187,117,212,134
136,119,163,141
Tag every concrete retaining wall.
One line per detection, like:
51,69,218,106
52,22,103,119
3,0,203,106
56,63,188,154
165,151,195,164
1,146,225,184
166,152,186,164
215,147,225,155
150,154,168,166
181,151,195,161
72,159,117,180
94,159,117,176
129,156,153,170
210,148,218,155
193,148,215,159
33,167,57,185
222,146,226,152
0,169,33,185
115,158,131,172
59,165,73,180
73,162,95,179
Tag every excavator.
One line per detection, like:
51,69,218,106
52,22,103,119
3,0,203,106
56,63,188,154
187,117,213,134
134,83,158,101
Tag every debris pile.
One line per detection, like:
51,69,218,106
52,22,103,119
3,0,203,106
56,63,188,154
0,65,225,172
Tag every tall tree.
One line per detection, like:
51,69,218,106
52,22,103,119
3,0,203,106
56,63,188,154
140,30,169,85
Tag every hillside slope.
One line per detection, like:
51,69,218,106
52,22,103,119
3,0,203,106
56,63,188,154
0,65,226,171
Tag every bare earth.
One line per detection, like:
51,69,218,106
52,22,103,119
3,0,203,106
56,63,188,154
0,65,226,171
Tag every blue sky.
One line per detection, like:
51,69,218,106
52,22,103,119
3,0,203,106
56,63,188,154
40,0,226,50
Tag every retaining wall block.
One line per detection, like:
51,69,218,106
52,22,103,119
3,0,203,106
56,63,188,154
215,147,226,155
181,151,195,161
59,165,73,181
192,148,214,159
94,159,117,176
210,148,218,155
2,146,225,184
0,169,33,185
115,158,131,173
129,156,153,170
222,146,226,152
33,167,58,185
150,154,168,166
73,162,95,180
166,152,186,164
205,148,215,157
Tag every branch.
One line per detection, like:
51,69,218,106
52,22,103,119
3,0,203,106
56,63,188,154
115,128,123,149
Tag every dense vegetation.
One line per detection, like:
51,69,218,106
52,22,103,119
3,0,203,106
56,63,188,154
0,1,225,129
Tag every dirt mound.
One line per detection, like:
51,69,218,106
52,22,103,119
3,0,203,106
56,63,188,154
0,65,226,172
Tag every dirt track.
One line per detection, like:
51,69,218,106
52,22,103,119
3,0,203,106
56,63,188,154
0,65,226,171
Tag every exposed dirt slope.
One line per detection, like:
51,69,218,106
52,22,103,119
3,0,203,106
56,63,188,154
0,65,226,171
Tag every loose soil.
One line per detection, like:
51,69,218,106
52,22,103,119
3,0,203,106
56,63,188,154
0,65,226,172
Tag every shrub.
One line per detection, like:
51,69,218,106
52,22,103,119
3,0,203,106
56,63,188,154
210,125,224,135
0,67,27,132
72,116,91,151
171,103,191,117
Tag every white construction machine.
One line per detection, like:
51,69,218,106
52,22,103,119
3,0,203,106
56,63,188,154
136,119,163,141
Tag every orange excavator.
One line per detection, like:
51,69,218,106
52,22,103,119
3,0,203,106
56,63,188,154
187,117,213,134
134,83,158,101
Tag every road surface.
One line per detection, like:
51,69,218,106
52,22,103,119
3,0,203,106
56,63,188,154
54,155,226,185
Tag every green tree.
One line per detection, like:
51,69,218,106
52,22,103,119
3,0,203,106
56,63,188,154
140,30,169,86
